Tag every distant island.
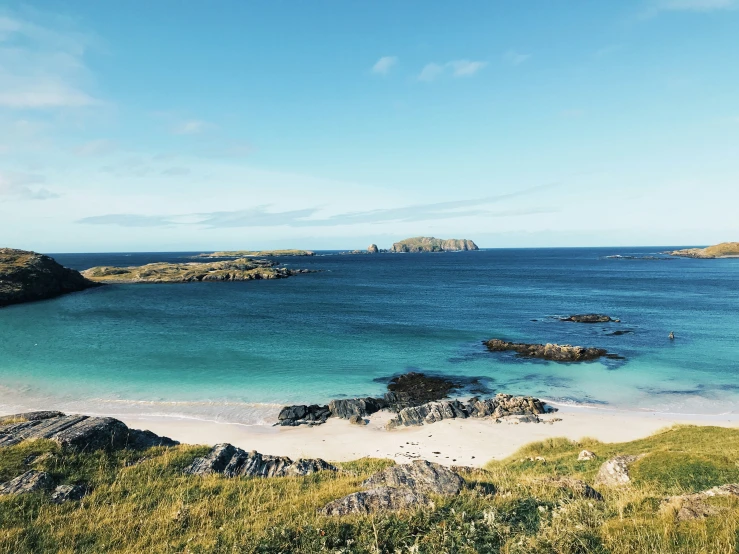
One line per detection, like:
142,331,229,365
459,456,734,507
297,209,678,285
0,248,99,308
667,242,739,259
390,237,479,253
195,249,315,258
82,258,315,283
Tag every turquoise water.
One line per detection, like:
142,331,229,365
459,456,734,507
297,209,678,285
0,248,737,424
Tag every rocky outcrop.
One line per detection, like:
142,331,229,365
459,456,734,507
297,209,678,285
578,450,597,461
386,394,548,428
367,244,379,254
0,248,100,308
328,398,387,419
560,314,618,324
183,443,336,478
363,460,464,495
321,487,433,515
384,372,461,411
0,411,178,451
484,339,611,362
82,258,316,283
51,483,89,504
390,237,479,253
0,470,54,495
666,242,739,259
661,484,739,521
537,477,603,501
196,250,315,258
276,404,331,426
594,454,645,486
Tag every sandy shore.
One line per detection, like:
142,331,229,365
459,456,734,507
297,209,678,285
119,404,739,467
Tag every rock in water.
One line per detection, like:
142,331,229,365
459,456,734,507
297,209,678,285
328,398,387,419
484,339,611,362
0,248,100,308
367,244,379,254
560,314,615,323
0,470,54,495
321,487,433,515
183,443,337,478
276,404,331,426
594,454,645,486
0,411,178,451
390,237,478,253
51,484,89,504
384,372,461,411
363,460,464,495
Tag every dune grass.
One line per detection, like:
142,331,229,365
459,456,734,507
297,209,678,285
1,426,738,553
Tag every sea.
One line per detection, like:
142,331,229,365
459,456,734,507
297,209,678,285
1,247,737,425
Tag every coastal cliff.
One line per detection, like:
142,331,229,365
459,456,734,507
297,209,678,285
667,242,739,259
390,237,479,253
0,248,99,308
82,258,314,283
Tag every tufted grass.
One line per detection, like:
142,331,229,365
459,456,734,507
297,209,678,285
0,425,738,553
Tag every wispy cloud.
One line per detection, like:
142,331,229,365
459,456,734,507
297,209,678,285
74,139,118,156
77,183,559,228
502,50,531,66
0,171,59,200
372,56,398,75
417,59,487,82
172,119,213,135
0,13,100,109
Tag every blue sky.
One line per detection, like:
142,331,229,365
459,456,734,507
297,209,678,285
1,0,737,252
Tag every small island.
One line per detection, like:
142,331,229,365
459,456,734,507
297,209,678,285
82,258,315,283
390,237,479,253
195,249,315,258
0,248,99,308
667,242,739,259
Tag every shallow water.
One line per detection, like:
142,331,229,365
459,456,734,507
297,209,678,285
1,248,737,423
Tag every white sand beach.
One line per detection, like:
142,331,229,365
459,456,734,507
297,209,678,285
119,404,739,467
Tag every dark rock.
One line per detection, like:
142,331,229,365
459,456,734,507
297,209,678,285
1,411,65,423
0,411,178,452
276,404,331,426
560,314,615,323
51,483,89,504
349,415,366,425
363,460,464,495
0,470,54,495
594,454,646,486
321,486,432,515
384,372,460,411
0,248,101,308
608,330,633,336
484,339,610,362
329,397,387,419
183,443,337,478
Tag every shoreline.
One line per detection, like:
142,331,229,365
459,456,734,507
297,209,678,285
110,403,739,467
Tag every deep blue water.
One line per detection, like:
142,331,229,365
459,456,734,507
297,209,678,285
0,248,737,423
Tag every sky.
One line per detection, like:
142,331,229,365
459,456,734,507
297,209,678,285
0,0,738,252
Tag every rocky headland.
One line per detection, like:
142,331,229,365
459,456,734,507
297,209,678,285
195,249,315,258
81,257,316,283
0,248,100,308
484,338,614,362
666,242,739,259
390,237,479,253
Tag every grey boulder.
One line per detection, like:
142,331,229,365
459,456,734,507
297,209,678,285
0,470,54,495
51,484,89,504
594,454,645,486
321,487,432,516
363,459,465,495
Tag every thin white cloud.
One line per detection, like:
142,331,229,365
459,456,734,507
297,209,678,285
417,60,487,82
172,119,212,135
502,50,531,66
0,171,58,200
74,139,118,157
0,13,100,109
372,56,398,75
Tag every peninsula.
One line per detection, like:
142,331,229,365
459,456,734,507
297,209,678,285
667,242,739,259
195,249,315,258
390,237,479,253
81,258,315,283
0,248,99,308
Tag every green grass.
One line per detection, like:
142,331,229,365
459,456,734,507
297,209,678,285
1,426,738,553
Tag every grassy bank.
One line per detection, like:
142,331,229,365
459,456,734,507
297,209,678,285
1,425,738,553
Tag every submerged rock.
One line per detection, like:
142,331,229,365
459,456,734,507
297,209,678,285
363,460,464,495
51,483,89,504
384,372,461,411
560,314,617,323
0,470,54,495
184,443,336,478
484,339,611,362
322,487,432,515
594,454,645,486
0,411,178,452
0,248,100,308
276,404,331,426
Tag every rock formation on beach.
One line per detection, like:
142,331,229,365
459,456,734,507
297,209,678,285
484,338,612,362
390,237,479,253
666,242,739,259
81,257,316,283
195,249,315,258
0,248,100,308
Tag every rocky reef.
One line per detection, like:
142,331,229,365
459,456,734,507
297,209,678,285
390,237,479,253
560,314,619,323
81,257,316,283
484,338,613,362
195,249,315,258
0,248,100,308
666,242,739,259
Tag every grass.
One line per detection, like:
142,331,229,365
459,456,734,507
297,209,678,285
670,242,739,258
1,426,738,553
